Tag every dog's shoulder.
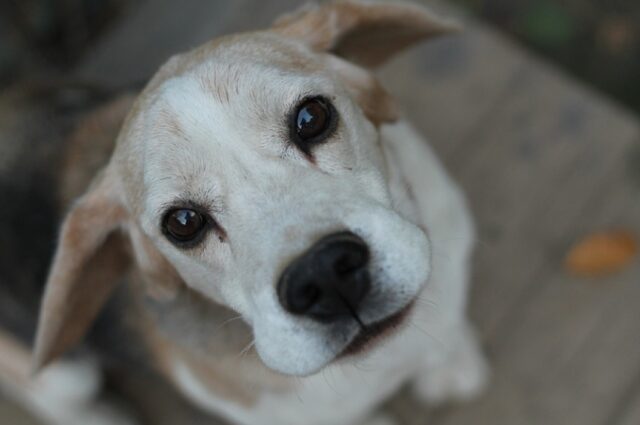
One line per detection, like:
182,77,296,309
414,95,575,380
381,120,474,247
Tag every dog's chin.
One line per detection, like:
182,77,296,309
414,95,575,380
254,302,415,377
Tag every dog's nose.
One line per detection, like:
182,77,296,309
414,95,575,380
277,231,371,322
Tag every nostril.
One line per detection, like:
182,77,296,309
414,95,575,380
292,283,321,313
334,249,368,276
279,275,321,314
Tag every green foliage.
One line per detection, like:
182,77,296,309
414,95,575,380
517,0,577,47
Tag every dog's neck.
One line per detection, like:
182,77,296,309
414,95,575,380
128,273,292,405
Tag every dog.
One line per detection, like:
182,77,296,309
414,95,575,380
0,1,488,424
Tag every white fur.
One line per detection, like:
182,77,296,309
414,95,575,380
1,358,135,425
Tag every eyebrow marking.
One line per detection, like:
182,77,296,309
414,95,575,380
157,107,188,140
198,65,241,104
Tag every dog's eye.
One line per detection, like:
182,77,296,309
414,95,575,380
296,98,330,139
290,97,337,154
162,208,207,245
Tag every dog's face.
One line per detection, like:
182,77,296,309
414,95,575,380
34,1,454,376
123,34,431,375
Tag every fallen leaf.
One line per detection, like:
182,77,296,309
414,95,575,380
565,230,638,277
597,16,637,55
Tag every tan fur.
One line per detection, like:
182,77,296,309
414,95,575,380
33,172,130,370
0,330,31,385
156,106,189,140
273,0,457,67
137,314,259,407
325,55,399,126
129,226,184,302
59,94,136,207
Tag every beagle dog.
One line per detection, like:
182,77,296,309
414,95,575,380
0,1,488,424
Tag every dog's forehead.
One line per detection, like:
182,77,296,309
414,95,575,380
117,33,343,217
143,32,335,142
147,32,322,97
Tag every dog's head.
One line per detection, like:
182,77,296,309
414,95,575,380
34,1,455,376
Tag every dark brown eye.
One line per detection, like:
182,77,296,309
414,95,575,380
162,208,207,245
290,97,337,154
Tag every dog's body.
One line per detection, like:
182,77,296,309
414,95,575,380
0,2,488,424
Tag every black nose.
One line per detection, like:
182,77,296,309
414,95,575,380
277,231,371,323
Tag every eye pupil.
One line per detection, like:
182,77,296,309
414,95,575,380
297,101,328,139
293,97,333,146
164,208,206,242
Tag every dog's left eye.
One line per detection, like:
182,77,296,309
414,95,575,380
162,208,208,246
290,97,337,155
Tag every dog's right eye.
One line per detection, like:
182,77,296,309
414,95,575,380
162,208,208,246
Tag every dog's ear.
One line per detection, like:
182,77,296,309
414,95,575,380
33,169,130,371
273,0,457,68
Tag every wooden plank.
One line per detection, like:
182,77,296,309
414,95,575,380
614,380,640,425
431,268,640,425
449,60,639,341
425,109,640,425
390,136,640,425
379,19,529,157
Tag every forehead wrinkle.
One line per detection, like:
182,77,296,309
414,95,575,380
214,32,322,73
143,133,226,221
193,37,319,108
187,61,332,157
197,62,241,104
154,186,223,217
146,161,225,219
154,105,189,141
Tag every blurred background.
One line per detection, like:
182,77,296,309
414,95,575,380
1,0,640,111
0,1,639,425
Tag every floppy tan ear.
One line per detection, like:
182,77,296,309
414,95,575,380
33,169,130,371
273,0,458,68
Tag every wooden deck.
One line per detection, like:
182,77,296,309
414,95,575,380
3,1,640,424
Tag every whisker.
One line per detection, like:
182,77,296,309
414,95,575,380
321,368,339,395
415,294,441,313
236,339,255,359
409,321,446,350
214,315,243,332
292,376,305,404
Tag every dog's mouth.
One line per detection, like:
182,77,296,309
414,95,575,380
339,301,414,358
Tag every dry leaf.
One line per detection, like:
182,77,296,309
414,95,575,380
565,231,638,277
597,16,637,54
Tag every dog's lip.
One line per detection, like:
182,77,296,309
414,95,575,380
338,301,415,358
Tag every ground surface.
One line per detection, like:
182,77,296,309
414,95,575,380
1,1,639,424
